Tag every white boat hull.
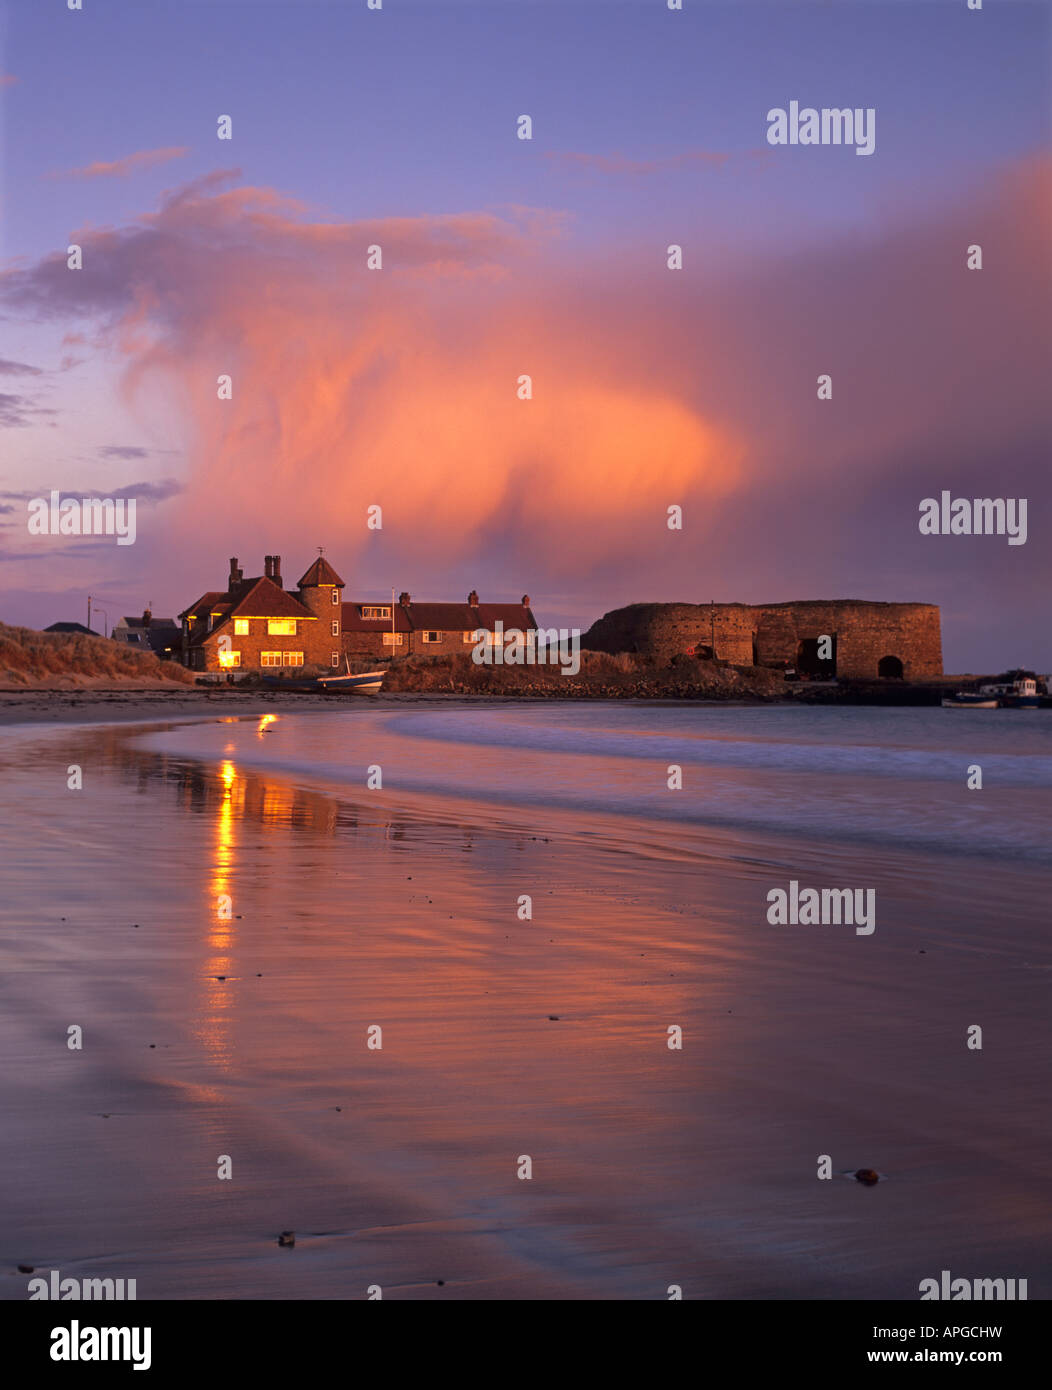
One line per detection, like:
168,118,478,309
318,669,385,695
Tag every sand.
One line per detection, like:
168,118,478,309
1,705,1049,1300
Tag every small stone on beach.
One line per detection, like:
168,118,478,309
855,1168,880,1186
278,1231,295,1247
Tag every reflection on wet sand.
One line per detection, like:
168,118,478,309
1,710,1050,1300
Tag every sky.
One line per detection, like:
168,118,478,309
0,0,1050,670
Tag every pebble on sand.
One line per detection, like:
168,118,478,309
278,1231,295,1247
854,1168,881,1186
17,1264,33,1274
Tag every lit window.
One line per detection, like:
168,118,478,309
282,652,304,667
331,620,339,636
331,589,340,606
234,619,250,635
218,650,241,668
261,651,283,667
331,653,340,667
463,631,476,643
422,631,440,643
382,632,403,647
268,619,297,635
361,605,392,621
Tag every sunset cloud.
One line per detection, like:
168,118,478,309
1,158,1048,640
53,145,189,180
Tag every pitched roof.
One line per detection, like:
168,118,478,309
119,616,178,630
178,590,225,622
226,576,314,621
298,557,345,589
342,601,412,633
44,621,98,635
405,602,480,631
477,603,536,631
180,577,314,647
340,599,537,633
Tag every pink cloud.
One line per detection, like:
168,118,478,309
53,146,190,180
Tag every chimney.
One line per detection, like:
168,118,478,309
142,608,152,628
264,555,273,579
521,594,530,608
229,557,240,587
468,589,479,607
398,591,411,606
273,555,282,589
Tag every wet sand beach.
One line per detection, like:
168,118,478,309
1,703,1050,1299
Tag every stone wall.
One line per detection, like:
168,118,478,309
582,601,942,679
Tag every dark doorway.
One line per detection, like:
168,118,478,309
796,637,836,679
878,654,904,679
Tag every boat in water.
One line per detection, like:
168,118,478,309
317,656,386,694
979,674,1041,709
942,674,1043,709
942,693,999,709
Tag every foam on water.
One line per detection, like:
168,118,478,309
135,703,1052,865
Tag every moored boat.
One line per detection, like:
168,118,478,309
941,693,999,708
317,657,386,694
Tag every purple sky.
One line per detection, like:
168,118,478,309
1,0,1050,670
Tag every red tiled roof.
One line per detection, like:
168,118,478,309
477,603,537,630
341,599,537,634
178,591,225,621
298,557,345,589
226,576,314,621
181,578,314,648
405,603,480,631
342,601,412,633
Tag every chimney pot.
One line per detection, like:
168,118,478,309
468,590,479,607
399,592,411,606
521,594,530,608
273,555,282,588
264,555,273,579
229,556,239,585
142,608,152,627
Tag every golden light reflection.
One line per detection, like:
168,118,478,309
257,714,278,737
196,758,242,1070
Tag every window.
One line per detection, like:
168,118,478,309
218,651,241,669
382,632,403,647
331,653,340,667
261,651,283,667
331,619,339,636
268,618,297,635
463,630,477,643
283,652,304,667
234,619,250,635
331,589,340,606
361,605,391,621
422,631,440,643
